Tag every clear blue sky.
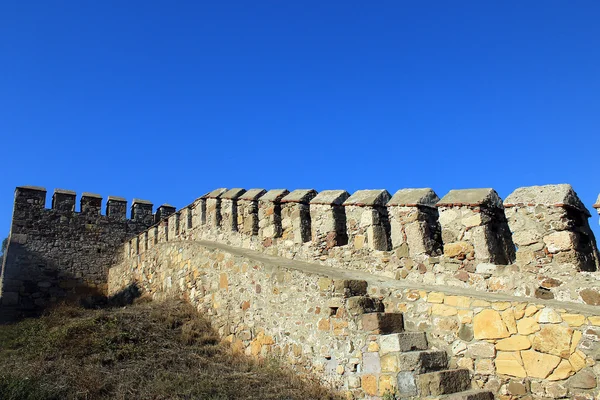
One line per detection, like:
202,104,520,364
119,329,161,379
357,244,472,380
1,1,599,241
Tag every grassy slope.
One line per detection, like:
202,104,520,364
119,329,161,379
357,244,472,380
0,299,340,400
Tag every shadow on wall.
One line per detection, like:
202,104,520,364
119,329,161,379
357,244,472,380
0,244,140,324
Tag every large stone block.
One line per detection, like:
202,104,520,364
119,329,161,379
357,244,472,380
437,188,515,265
343,190,391,251
258,189,289,241
204,188,227,229
387,188,442,258
280,189,317,244
220,188,246,232
237,189,266,236
505,184,599,271
310,190,350,251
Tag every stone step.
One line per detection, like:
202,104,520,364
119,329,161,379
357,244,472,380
417,368,471,396
361,312,404,334
400,350,448,373
346,296,384,316
382,350,448,374
379,332,428,354
442,389,495,400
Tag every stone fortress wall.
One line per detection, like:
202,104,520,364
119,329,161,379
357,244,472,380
0,186,159,317
4,183,600,399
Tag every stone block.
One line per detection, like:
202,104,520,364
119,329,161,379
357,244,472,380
280,189,317,244
505,184,599,271
52,189,76,212
416,368,471,396
379,332,428,354
444,390,495,400
362,312,404,334
437,188,515,265
343,190,391,251
387,188,442,256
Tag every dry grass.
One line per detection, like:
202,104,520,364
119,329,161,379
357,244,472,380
0,298,341,400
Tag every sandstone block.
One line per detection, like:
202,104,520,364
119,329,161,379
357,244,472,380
516,317,540,335
543,231,576,253
444,241,474,258
547,359,574,381
361,374,378,395
496,351,526,377
532,324,573,358
473,309,510,339
561,313,586,327
496,335,531,351
521,350,561,379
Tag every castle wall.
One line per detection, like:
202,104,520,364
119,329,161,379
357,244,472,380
0,186,155,317
108,238,600,400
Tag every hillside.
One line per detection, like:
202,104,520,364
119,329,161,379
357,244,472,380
0,299,340,400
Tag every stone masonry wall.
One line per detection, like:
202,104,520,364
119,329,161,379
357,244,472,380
178,184,600,307
108,238,600,400
0,186,157,318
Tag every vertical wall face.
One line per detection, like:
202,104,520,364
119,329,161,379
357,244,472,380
205,188,227,229
343,190,391,251
437,189,515,266
81,193,102,215
220,188,246,232
310,190,350,252
258,189,289,245
131,199,154,225
106,197,127,219
505,185,600,272
280,189,317,245
237,189,266,236
0,187,155,317
387,189,442,258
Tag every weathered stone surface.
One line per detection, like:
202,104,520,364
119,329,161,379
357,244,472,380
395,350,448,373
468,342,495,358
280,189,317,204
547,359,574,381
504,184,588,213
437,188,503,207
417,368,471,396
238,188,266,201
580,288,600,306
309,190,350,205
496,335,531,351
569,369,597,389
343,190,391,206
517,317,540,335
544,231,576,253
362,313,404,334
521,350,561,379
496,351,526,377
532,325,573,358
387,188,439,207
221,188,246,199
444,241,474,258
537,308,562,323
444,389,494,400
473,309,509,339
379,332,428,354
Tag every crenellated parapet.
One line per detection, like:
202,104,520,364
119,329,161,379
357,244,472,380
0,186,166,318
